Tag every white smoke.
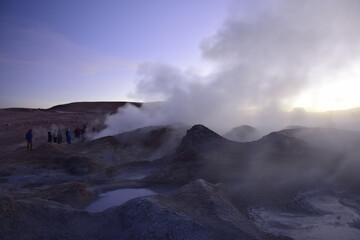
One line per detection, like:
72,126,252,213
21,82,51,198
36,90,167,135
98,0,360,137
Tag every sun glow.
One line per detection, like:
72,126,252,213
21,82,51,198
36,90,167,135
292,64,360,112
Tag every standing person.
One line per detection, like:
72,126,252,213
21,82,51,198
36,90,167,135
66,128,72,144
25,129,33,151
53,130,57,143
81,124,87,141
57,128,62,144
47,132,52,142
74,128,80,142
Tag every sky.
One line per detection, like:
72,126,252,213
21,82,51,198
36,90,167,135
1,0,360,112
0,0,230,108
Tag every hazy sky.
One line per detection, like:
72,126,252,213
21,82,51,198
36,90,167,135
1,0,360,112
0,0,230,108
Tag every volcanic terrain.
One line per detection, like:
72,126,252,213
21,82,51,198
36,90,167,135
1,102,360,240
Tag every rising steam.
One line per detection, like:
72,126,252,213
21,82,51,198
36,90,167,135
98,0,360,137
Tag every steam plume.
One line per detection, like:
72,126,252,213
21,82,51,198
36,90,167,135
99,0,360,136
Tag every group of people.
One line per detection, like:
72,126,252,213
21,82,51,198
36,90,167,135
47,128,73,144
25,125,88,151
47,125,87,144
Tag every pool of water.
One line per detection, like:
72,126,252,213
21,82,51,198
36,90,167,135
250,190,360,240
116,166,157,180
85,187,173,212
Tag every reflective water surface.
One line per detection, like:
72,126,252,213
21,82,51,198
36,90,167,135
85,187,173,212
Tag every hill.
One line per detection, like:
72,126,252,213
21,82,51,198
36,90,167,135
48,101,142,113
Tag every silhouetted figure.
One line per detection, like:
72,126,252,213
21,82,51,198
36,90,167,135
74,128,80,141
81,125,87,141
57,128,62,144
47,132,52,142
66,128,72,144
53,130,57,143
25,129,33,151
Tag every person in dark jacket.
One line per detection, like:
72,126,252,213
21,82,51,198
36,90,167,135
65,128,72,144
57,128,62,144
47,132,52,142
74,128,80,142
25,129,33,151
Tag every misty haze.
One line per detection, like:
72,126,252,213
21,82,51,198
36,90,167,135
1,0,360,240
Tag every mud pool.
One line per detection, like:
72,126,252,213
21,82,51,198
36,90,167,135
250,190,360,240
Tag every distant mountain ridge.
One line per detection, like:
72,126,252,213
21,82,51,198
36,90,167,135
48,101,142,113
1,101,143,113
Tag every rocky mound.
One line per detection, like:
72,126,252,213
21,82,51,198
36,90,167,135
114,179,272,240
114,124,188,159
144,125,249,184
0,196,95,240
68,124,187,165
145,124,351,198
176,124,229,153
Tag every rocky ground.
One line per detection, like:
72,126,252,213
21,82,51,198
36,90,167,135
1,102,360,239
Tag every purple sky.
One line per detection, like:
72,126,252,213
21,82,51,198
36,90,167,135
2,0,360,112
0,0,230,108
